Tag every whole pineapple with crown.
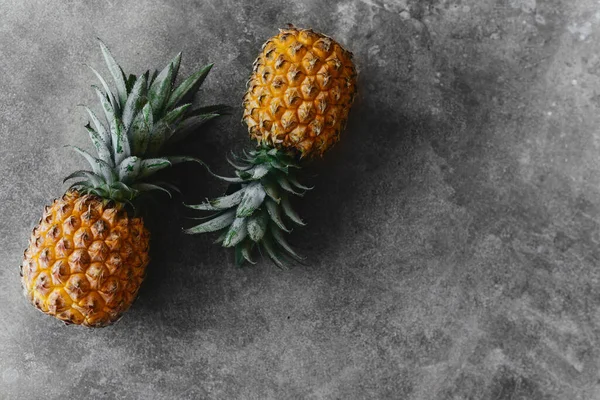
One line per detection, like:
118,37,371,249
186,26,357,267
20,42,226,327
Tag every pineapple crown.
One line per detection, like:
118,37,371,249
184,146,310,268
66,41,227,204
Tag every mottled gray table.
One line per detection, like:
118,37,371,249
1,0,599,399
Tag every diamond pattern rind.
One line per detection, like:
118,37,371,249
21,191,150,327
242,27,357,158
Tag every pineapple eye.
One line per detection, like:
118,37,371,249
74,227,93,248
289,41,304,57
260,119,273,131
43,205,53,220
316,38,332,52
46,225,60,240
272,77,286,89
81,208,98,225
39,248,53,267
287,66,303,84
68,249,91,273
269,102,282,117
55,237,74,258
51,260,70,285
275,54,287,69
328,57,342,71
319,71,331,88
91,219,109,239
262,70,270,82
264,48,276,60
88,240,109,263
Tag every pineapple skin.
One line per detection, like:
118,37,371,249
21,190,150,327
243,27,358,158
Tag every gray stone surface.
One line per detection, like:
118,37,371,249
1,0,600,398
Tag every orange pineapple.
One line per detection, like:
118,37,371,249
243,26,357,158
22,191,150,326
21,42,226,327
186,27,357,267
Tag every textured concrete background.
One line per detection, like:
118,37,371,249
1,0,600,399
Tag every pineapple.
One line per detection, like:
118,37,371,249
21,42,226,327
243,26,357,158
185,27,357,267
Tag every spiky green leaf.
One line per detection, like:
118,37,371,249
109,182,138,201
247,209,269,242
213,229,228,245
84,106,110,147
111,120,130,166
184,210,236,234
271,224,304,262
162,104,192,142
265,197,289,232
182,157,245,183
166,63,213,110
145,121,170,156
281,194,305,226
262,235,287,270
237,164,270,181
125,73,137,93
92,85,116,128
148,69,158,87
132,102,153,155
223,217,248,247
68,180,91,191
99,40,128,107
63,170,105,187
269,158,289,174
186,190,244,211
72,146,116,183
138,158,171,178
239,241,256,264
117,156,141,183
131,183,172,198
163,155,200,165
276,173,304,196
84,124,114,167
169,52,182,86
122,73,147,134
237,182,266,217
163,103,191,125
148,62,173,117
226,154,252,171
87,65,119,115
262,178,281,203
288,174,313,191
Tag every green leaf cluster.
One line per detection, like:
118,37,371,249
66,41,229,204
185,147,310,268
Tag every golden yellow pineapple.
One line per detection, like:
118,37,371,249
243,26,357,158
22,191,149,326
21,42,226,327
186,27,357,268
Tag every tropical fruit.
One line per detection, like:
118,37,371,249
21,42,226,326
186,27,357,267
243,26,357,158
